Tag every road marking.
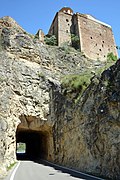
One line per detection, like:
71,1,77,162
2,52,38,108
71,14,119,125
10,161,20,180
44,160,104,180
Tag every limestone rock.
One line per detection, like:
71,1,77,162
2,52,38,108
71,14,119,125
0,16,119,180
53,60,120,179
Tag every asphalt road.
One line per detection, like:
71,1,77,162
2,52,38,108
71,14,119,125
5,160,104,180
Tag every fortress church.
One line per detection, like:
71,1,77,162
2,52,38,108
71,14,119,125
48,7,118,60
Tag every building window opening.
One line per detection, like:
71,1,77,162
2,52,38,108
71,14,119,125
90,37,93,39
99,49,102,51
66,30,69,33
103,41,105,43
66,19,69,22
102,44,104,47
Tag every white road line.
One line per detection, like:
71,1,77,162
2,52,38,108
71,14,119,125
10,161,20,180
44,160,104,180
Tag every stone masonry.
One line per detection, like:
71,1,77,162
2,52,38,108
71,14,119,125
48,7,118,61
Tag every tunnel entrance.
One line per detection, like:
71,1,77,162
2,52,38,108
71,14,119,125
16,129,48,160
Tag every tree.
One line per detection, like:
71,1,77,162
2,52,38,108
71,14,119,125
44,35,57,46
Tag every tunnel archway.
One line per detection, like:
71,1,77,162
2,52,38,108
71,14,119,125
16,129,48,160
16,115,54,161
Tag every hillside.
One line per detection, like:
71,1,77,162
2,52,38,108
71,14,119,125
0,16,119,180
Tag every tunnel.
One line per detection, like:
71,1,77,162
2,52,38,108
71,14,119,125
16,129,48,160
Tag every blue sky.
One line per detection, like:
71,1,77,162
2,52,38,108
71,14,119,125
0,0,120,56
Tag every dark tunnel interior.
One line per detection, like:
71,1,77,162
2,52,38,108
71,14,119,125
16,129,48,160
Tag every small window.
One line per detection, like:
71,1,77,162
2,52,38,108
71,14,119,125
90,37,93,39
66,19,69,22
100,33,102,36
102,44,104,47
68,24,70,26
66,30,69,33
103,41,105,43
99,49,102,51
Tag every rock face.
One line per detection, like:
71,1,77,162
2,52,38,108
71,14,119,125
0,16,120,179
53,61,120,179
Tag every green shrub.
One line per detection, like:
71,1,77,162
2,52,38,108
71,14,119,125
107,52,117,62
61,73,92,103
71,34,80,50
61,73,91,93
59,42,72,54
44,35,57,46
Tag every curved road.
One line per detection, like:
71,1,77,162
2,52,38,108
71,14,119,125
5,160,104,180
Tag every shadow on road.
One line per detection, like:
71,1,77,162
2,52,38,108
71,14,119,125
17,153,104,180
33,159,105,180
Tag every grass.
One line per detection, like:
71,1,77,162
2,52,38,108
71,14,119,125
61,71,92,103
61,61,115,102
7,162,16,171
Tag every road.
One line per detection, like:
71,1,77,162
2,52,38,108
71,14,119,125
5,160,104,180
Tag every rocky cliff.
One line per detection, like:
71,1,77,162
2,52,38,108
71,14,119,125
53,62,120,179
0,16,119,179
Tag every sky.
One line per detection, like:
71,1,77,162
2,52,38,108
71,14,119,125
0,0,120,56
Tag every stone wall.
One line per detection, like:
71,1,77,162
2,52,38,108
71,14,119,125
49,8,73,46
48,8,118,60
58,12,72,46
48,13,58,43
76,13,117,61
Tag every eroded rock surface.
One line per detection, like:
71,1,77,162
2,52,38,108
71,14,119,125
53,61,120,179
0,16,119,180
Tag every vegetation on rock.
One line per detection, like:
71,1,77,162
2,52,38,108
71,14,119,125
71,34,80,50
107,52,117,62
44,35,57,46
61,72,92,102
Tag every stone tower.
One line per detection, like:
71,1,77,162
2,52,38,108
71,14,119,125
48,7,118,61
